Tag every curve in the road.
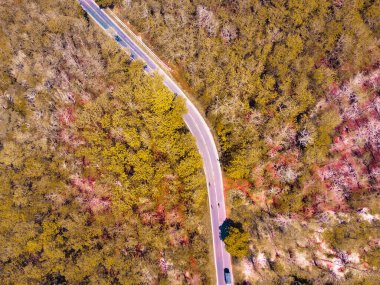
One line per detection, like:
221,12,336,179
78,1,233,284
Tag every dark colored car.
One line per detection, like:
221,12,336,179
224,268,231,284
114,35,121,42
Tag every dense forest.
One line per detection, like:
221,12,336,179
114,0,380,284
0,0,213,284
1,0,379,284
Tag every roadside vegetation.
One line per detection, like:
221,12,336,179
0,0,212,283
115,0,380,283
95,0,120,8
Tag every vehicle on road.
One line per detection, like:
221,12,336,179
114,35,121,42
224,268,231,284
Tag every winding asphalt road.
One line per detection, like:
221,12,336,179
78,0,233,283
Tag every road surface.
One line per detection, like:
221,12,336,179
78,0,233,283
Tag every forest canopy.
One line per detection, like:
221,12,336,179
0,0,212,284
115,0,380,283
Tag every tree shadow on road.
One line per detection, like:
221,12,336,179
219,218,243,241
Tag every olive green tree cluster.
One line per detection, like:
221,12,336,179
0,0,212,284
223,226,249,258
95,0,121,8
323,218,380,269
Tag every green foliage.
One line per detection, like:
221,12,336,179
323,218,380,268
305,107,342,163
0,29,12,89
223,224,249,257
95,0,120,8
117,0,380,282
119,0,378,181
0,0,211,283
